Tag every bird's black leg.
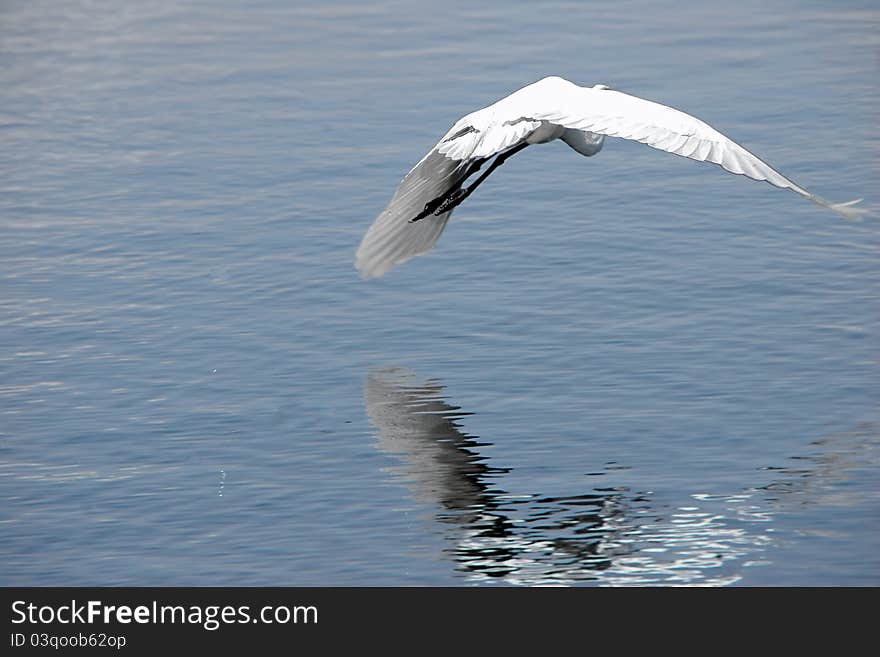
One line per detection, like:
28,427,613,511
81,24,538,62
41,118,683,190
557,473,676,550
408,157,489,223
432,142,529,215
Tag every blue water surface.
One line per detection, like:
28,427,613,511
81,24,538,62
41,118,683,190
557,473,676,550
1,0,877,585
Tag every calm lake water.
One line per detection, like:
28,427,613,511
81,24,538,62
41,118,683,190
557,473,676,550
1,0,877,586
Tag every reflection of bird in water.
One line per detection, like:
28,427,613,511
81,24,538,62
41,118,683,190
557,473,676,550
364,368,632,583
364,368,878,586
363,369,498,516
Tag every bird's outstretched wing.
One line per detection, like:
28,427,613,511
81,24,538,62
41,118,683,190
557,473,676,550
355,115,540,279
355,148,466,280
531,79,865,220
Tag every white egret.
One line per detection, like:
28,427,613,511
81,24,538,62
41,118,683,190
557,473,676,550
355,76,865,279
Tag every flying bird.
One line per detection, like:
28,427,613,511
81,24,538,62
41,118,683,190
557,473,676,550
355,76,865,279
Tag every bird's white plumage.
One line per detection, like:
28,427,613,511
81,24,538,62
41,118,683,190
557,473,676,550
354,149,462,279
356,76,865,279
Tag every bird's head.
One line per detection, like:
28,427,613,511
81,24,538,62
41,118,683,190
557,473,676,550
592,83,612,91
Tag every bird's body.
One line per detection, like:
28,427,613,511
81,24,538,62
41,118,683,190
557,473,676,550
356,76,864,279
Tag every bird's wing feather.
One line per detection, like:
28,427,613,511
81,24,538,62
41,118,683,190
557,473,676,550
535,84,864,219
356,113,542,279
437,116,540,160
355,147,469,279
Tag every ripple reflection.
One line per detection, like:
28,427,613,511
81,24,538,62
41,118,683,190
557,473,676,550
364,368,877,586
